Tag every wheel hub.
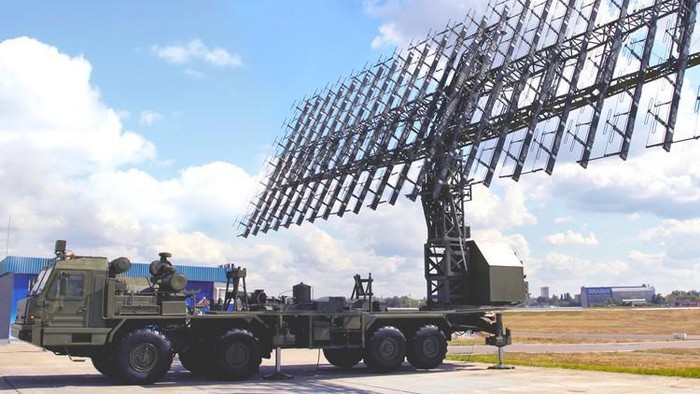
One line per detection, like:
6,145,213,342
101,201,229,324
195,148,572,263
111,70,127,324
225,342,250,368
379,338,398,359
130,343,159,372
421,337,439,358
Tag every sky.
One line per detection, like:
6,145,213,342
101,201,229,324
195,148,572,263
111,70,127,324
1,0,700,300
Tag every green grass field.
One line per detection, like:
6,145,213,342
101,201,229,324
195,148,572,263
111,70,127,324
447,349,700,378
447,308,700,378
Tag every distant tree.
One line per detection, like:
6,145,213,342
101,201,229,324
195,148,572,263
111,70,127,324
665,290,700,302
381,295,424,308
651,293,666,305
549,294,559,305
554,293,579,307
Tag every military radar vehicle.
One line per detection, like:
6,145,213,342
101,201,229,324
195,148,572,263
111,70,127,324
12,240,523,384
13,0,700,384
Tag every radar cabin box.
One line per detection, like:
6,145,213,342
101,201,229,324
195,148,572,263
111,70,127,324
466,241,525,305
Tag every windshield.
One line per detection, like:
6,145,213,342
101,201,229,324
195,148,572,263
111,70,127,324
30,267,54,295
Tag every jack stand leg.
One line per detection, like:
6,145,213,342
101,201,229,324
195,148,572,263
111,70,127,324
488,344,514,370
487,313,514,370
263,347,293,380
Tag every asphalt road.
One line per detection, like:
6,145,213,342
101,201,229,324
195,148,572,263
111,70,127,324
517,333,700,340
450,339,700,354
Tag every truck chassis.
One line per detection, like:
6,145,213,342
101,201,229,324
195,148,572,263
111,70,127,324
11,242,510,384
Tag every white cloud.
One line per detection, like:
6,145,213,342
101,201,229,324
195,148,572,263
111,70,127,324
622,250,700,290
0,37,256,266
624,213,641,222
139,110,163,126
545,230,598,246
338,199,425,257
627,250,665,269
0,37,155,173
466,184,537,229
184,68,204,78
532,142,700,219
0,38,142,244
364,0,486,48
531,252,631,289
640,218,700,262
116,110,131,120
151,39,242,68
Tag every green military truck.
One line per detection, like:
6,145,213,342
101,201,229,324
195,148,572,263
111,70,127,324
12,240,524,384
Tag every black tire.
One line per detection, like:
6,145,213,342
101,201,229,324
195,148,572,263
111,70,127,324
323,348,364,369
363,326,406,373
179,345,215,376
215,329,261,380
114,327,174,384
407,325,447,370
91,348,118,379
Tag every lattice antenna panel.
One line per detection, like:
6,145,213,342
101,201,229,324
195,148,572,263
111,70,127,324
241,0,700,237
492,0,700,183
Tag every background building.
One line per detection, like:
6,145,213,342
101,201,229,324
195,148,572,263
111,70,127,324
579,285,655,307
540,286,550,299
0,255,229,340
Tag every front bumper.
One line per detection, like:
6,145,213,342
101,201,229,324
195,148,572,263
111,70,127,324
11,323,34,342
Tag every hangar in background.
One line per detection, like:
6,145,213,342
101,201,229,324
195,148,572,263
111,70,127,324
580,285,656,307
0,255,229,341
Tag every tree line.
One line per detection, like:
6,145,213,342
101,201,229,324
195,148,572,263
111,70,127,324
378,290,700,308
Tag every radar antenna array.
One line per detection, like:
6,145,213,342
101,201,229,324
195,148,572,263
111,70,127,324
241,0,699,306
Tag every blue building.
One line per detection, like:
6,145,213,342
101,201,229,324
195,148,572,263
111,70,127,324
580,285,656,307
0,255,229,340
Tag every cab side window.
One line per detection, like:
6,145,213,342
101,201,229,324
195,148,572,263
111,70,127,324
63,273,84,297
48,272,85,299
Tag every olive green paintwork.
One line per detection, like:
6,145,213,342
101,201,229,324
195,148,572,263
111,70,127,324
12,250,499,360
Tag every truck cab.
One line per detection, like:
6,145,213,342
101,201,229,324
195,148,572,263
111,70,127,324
12,251,111,348
11,240,188,354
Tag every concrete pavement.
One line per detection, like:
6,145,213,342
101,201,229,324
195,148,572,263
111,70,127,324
1,342,699,393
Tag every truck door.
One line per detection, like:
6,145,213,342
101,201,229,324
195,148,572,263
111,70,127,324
45,271,89,327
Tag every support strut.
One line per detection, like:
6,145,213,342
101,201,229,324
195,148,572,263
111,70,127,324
422,159,472,307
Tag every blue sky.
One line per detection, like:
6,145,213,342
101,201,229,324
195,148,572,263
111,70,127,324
3,1,381,176
1,0,700,299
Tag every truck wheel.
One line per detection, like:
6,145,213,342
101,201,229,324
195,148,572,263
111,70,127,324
323,348,363,369
91,349,118,379
215,329,261,380
179,345,214,375
407,325,447,369
363,326,406,373
115,327,174,384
